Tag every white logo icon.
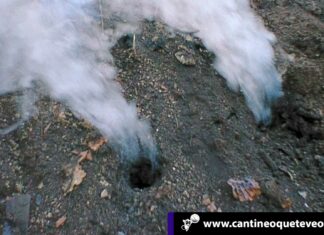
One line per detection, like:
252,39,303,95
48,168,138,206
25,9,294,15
181,214,200,232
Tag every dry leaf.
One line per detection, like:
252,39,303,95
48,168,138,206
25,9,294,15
55,215,67,228
62,150,92,195
63,164,87,195
88,137,107,152
58,112,66,120
207,202,217,212
78,150,93,162
202,194,217,212
80,120,93,129
43,123,51,135
202,194,211,206
227,178,261,202
281,198,293,209
52,104,60,117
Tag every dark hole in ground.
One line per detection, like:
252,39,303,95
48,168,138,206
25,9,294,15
129,158,161,189
117,34,133,49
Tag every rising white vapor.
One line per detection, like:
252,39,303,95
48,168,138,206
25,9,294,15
103,0,283,124
0,0,282,162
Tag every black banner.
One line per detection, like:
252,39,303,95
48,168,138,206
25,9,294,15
168,212,323,234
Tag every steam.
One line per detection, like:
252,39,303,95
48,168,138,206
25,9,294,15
103,0,283,125
0,0,155,162
0,0,282,162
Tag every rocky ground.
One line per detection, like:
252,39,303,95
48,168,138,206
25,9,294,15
0,0,323,234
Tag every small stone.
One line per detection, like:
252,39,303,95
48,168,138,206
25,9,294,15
35,194,42,206
99,179,110,187
46,212,53,219
6,194,31,234
175,50,196,66
150,205,157,212
100,189,110,199
15,182,24,193
298,191,307,199
37,182,44,189
183,190,190,198
314,155,323,161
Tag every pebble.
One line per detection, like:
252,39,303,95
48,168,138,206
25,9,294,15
175,49,196,66
46,212,53,219
100,189,110,199
298,191,307,199
35,194,43,206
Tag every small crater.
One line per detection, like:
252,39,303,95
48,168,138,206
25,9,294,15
129,158,161,189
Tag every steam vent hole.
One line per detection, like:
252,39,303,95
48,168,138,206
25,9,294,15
129,157,161,189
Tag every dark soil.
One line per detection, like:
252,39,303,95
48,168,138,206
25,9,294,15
0,1,323,234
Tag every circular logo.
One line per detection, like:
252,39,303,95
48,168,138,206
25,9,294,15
190,214,200,223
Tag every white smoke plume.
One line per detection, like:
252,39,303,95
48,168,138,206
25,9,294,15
0,0,155,162
0,0,282,162
103,0,283,124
